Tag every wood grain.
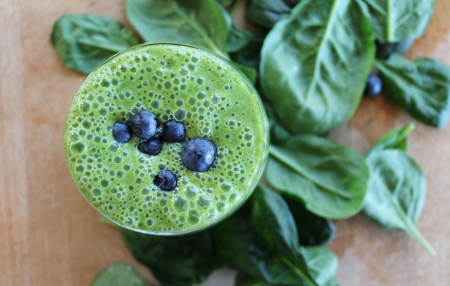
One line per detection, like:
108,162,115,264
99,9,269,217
0,0,449,285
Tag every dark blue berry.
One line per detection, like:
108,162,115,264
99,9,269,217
112,122,132,143
138,138,162,156
153,170,177,191
130,110,158,140
181,138,217,172
364,73,382,98
161,120,186,143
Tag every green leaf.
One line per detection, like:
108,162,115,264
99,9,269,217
230,31,265,71
267,135,369,219
212,192,318,286
246,0,302,29
375,55,450,128
217,0,235,7
234,62,257,84
367,123,414,155
126,0,229,58
90,262,148,286
50,14,139,74
263,101,292,145
260,0,375,135
120,228,220,286
375,38,414,60
362,0,434,42
363,150,436,256
234,272,274,286
303,247,339,286
227,25,253,53
283,195,336,246
250,185,300,257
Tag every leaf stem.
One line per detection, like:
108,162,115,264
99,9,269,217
404,217,437,257
386,0,394,41
281,257,318,286
389,197,437,256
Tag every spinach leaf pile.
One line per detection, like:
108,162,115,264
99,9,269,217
52,0,447,285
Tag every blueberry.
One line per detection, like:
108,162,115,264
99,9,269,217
181,138,217,172
130,110,158,140
112,122,132,143
363,73,382,98
153,170,177,191
161,120,186,143
138,138,162,156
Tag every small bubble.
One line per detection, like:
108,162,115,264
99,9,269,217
197,77,204,85
80,101,90,112
244,134,253,141
217,202,228,212
101,79,110,87
71,142,85,153
197,91,207,99
197,195,212,210
188,63,196,71
187,210,200,225
180,67,188,76
151,100,160,109
173,196,188,212
101,180,109,187
92,188,101,196
174,109,186,121
124,217,133,226
185,187,197,199
221,183,233,192
109,143,119,152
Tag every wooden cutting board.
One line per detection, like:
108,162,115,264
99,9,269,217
1,0,450,285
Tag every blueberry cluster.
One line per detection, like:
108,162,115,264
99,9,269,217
112,110,217,192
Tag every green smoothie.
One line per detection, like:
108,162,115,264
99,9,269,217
64,43,269,235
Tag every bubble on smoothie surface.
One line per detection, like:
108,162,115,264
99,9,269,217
64,44,267,234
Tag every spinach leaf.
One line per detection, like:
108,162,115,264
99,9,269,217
217,0,235,7
50,14,139,74
126,0,229,58
266,135,369,219
283,195,335,246
227,24,253,53
250,184,300,258
363,0,434,42
263,101,292,145
230,31,265,71
234,272,274,286
246,0,302,29
260,0,375,135
234,62,257,84
375,38,414,60
90,262,148,286
120,228,220,286
363,149,436,256
375,55,450,128
212,187,318,286
367,123,414,155
304,247,339,286
233,246,340,286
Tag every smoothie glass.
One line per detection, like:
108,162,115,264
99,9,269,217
64,43,269,235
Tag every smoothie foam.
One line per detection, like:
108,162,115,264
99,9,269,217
64,43,268,235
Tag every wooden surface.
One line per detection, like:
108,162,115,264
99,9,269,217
1,0,450,285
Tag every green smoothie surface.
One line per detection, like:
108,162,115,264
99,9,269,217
64,43,269,235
